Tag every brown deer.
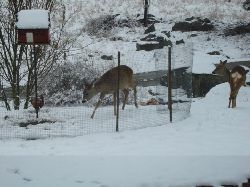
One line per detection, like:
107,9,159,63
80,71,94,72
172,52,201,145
212,60,249,108
31,95,44,110
82,65,138,119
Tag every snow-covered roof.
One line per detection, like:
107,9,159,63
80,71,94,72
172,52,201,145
16,9,49,29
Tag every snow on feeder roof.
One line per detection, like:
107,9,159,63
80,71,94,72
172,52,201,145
16,9,49,29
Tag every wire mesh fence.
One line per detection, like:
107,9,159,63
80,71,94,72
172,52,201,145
0,44,193,139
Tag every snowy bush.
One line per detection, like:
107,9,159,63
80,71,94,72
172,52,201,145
40,61,101,106
84,14,141,38
243,0,250,10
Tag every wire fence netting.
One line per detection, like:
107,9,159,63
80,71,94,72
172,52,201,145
0,44,192,139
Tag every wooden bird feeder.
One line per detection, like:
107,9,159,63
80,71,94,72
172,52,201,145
16,9,50,45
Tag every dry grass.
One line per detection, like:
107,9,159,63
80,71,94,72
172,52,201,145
152,0,249,22
65,0,249,24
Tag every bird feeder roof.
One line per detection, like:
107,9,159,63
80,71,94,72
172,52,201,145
16,9,49,29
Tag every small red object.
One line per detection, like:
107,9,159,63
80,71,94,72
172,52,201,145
31,95,44,110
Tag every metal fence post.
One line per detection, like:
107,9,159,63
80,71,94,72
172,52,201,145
116,51,121,132
168,47,172,123
144,0,149,27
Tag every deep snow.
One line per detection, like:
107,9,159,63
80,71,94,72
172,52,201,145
1,83,250,187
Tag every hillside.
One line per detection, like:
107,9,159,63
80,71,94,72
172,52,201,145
39,0,250,105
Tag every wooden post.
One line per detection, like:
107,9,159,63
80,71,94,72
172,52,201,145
33,45,39,118
116,51,121,132
168,47,172,123
144,0,149,27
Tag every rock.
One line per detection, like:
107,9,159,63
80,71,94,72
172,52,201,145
110,36,123,41
176,39,185,45
225,23,250,36
243,0,250,10
136,42,162,51
145,24,155,34
172,17,214,32
185,17,195,21
190,34,198,37
161,31,171,37
101,55,113,60
136,34,172,51
148,89,160,96
207,51,220,55
137,14,161,25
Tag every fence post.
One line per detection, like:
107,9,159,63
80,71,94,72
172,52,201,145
168,47,172,123
33,45,39,118
116,51,121,132
144,0,149,27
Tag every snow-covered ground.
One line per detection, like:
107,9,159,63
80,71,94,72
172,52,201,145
1,83,250,186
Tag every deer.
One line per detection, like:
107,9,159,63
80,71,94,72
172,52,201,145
82,65,138,119
212,60,249,108
31,95,44,111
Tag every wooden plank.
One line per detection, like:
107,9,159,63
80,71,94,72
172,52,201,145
134,67,189,88
227,61,250,69
214,61,250,69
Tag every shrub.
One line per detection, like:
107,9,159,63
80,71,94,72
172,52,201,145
84,14,141,38
243,0,250,10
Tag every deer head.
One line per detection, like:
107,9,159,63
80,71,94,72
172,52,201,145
82,82,97,103
212,60,228,76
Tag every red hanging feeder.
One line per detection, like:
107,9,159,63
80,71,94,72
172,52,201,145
16,9,50,45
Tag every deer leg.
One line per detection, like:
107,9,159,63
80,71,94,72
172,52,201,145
133,86,138,108
229,87,234,108
228,97,232,108
232,97,236,108
232,88,240,108
231,94,236,108
122,89,129,110
91,93,105,119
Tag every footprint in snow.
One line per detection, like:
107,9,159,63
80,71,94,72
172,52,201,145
23,177,32,182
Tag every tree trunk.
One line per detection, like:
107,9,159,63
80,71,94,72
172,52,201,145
23,70,34,109
11,64,20,110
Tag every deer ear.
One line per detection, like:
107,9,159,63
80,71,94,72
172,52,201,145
219,60,224,64
220,60,226,65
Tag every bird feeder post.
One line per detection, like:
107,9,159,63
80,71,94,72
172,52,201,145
33,45,39,118
16,9,50,118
